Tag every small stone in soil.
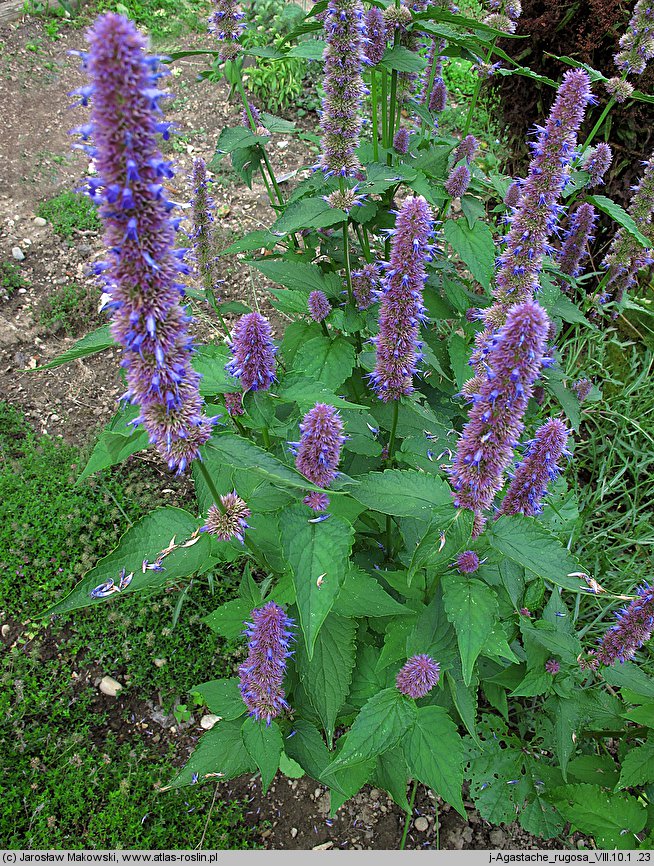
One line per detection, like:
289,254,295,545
33,217,47,227
11,246,24,261
290,828,298,839
200,714,221,730
99,675,123,696
1,624,10,638
414,817,429,832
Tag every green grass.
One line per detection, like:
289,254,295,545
0,261,28,298
38,282,100,335
0,403,255,848
93,0,210,41
36,190,102,240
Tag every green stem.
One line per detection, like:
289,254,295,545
461,45,494,137
387,69,398,164
261,427,271,449
371,70,380,163
581,97,616,153
381,72,389,149
384,399,400,560
400,781,418,850
196,459,261,561
320,320,330,337
341,218,363,353
362,225,373,262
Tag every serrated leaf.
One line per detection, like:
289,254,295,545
294,336,356,391
443,219,494,290
42,507,212,617
327,760,375,814
588,195,651,249
241,717,283,793
32,325,114,370
272,196,346,234
277,374,364,410
404,706,465,815
623,703,654,727
351,469,451,518
602,662,654,698
287,39,326,59
206,435,318,493
279,753,304,778
485,516,585,592
280,505,353,657
251,259,341,296
284,719,331,781
191,677,246,720
203,598,250,639
551,783,647,848
328,689,417,772
568,755,620,787
77,425,149,483
193,344,240,395
519,795,565,840
546,695,581,780
374,747,411,813
221,229,278,254
333,567,409,617
214,126,269,155
442,575,498,686
380,45,427,73
408,507,474,584
617,737,654,790
165,718,254,789
296,613,356,744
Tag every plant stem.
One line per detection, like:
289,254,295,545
388,69,398,164
261,427,271,449
400,781,418,850
371,69,380,162
384,399,400,560
321,320,330,337
461,45,494,137
196,459,226,513
581,97,616,153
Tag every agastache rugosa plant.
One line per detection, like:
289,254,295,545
54,2,654,843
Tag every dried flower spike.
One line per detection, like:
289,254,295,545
572,378,592,402
604,77,634,103
192,157,216,299
396,654,441,698
226,312,276,392
239,602,295,725
74,13,214,475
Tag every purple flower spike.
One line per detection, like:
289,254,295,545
558,203,597,285
370,195,434,401
396,655,440,698
590,582,654,667
615,0,654,75
303,491,331,512
602,152,654,306
545,658,560,674
192,157,216,297
352,262,380,310
494,70,593,306
499,418,570,517
209,0,245,62
456,550,480,574
605,77,634,103
294,403,346,488
226,312,276,392
239,602,295,725
242,101,261,129
393,128,410,155
308,290,331,322
445,164,471,198
449,301,550,529
224,392,244,416
75,14,213,475
582,143,613,186
203,492,251,543
504,179,523,208
453,134,479,165
429,78,448,113
421,39,446,111
319,0,366,178
572,378,592,402
363,6,386,65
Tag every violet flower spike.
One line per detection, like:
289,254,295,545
209,0,245,62
396,655,440,698
605,77,634,103
393,128,410,155
558,203,597,286
352,262,379,310
498,418,570,517
203,492,251,543
226,312,276,392
363,5,386,65
74,14,213,475
545,658,560,674
192,157,216,299
591,582,654,667
308,290,331,322
504,179,523,209
370,195,434,401
572,378,592,402
449,301,550,530
614,0,654,75
453,134,479,165
318,0,366,178
238,602,295,725
456,550,480,574
293,403,346,488
582,143,612,186
445,164,471,198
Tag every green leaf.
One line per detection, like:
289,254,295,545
77,425,149,483
42,507,212,617
251,259,341,296
485,516,586,592
327,760,375,814
408,507,474,585
587,194,651,249
284,719,331,782
277,374,364,410
272,196,346,234
617,737,654,790
551,783,647,848
206,435,317,493
623,703,654,727
165,718,254,789
287,39,326,60
221,229,279,255
602,662,654,699
448,332,472,390
193,344,241,395
404,706,465,815
296,613,357,744
191,677,246,720
328,689,417,771
443,219,495,290
374,747,411,813
568,755,620,788
333,567,409,617
241,717,283,794
294,337,356,391
442,575,498,686
279,753,305,779
351,469,451,518
380,45,427,73
280,505,353,657
214,126,269,155
203,598,250,640
546,695,581,780
32,325,114,370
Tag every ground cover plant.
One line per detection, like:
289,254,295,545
39,0,654,849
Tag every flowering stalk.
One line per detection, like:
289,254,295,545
239,602,295,725
291,403,346,511
209,0,245,62
319,0,366,178
456,550,480,573
590,582,654,667
202,491,251,543
74,13,214,475
498,418,569,517
615,0,654,75
558,203,597,289
226,312,277,392
352,262,380,310
581,143,613,187
396,655,440,698
449,301,550,531
370,195,434,401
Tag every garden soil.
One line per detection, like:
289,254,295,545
0,12,581,851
